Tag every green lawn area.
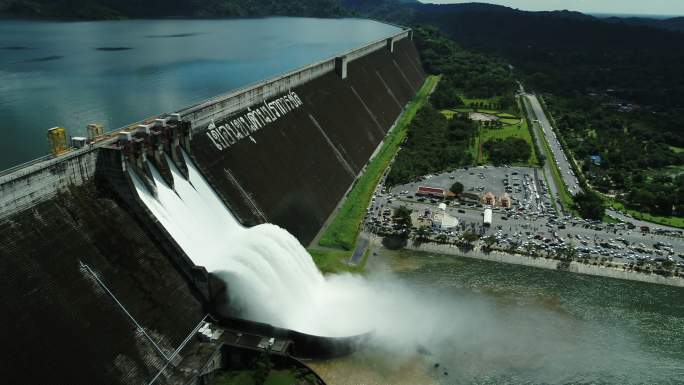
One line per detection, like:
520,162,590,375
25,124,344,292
316,75,441,252
610,201,684,229
449,108,500,115
445,101,535,166
440,109,457,119
542,172,559,213
498,113,518,119
307,248,368,274
478,121,538,165
500,118,521,125
670,146,684,153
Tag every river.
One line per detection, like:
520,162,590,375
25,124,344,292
0,18,400,170
309,248,684,385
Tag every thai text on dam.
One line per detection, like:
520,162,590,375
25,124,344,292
206,91,303,150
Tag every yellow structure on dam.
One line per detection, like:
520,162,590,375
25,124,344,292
47,127,69,156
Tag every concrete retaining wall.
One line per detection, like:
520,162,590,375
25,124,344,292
402,242,684,288
0,147,99,219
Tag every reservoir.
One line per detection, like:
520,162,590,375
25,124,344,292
0,18,401,170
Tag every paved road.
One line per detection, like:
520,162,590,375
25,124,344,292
525,105,563,213
350,233,369,264
606,209,683,233
524,94,583,196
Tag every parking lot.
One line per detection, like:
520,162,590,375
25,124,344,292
363,166,684,271
387,166,553,215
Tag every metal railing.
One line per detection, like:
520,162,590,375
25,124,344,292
80,261,171,360
80,261,212,384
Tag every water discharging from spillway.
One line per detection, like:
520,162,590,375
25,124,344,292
128,152,366,337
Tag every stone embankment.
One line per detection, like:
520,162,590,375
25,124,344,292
376,239,684,287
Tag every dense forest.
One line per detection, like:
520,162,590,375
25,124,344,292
392,2,683,219
547,95,684,217
386,106,475,186
385,26,516,186
0,0,347,19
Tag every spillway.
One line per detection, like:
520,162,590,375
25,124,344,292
129,152,363,336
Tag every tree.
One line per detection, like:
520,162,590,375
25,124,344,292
482,137,531,165
450,182,464,196
461,231,479,244
252,348,273,385
573,191,605,220
413,226,431,245
482,235,496,252
393,206,413,228
431,81,464,109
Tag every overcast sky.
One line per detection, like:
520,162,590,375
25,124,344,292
423,1,684,16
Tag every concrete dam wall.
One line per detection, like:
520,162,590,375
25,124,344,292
0,28,424,384
189,34,425,243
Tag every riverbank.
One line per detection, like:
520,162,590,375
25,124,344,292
371,238,684,288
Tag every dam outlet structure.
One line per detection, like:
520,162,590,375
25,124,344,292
129,150,368,338
0,27,424,384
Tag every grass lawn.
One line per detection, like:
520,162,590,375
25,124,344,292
316,75,441,252
610,201,684,229
498,113,518,119
500,118,521,125
307,248,368,274
440,109,457,119
477,121,538,166
441,100,532,166
542,171,559,213
670,146,684,154
448,101,535,166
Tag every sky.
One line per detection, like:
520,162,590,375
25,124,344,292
423,1,684,17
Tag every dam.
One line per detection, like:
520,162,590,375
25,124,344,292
0,26,424,384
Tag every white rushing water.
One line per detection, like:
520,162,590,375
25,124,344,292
128,152,371,336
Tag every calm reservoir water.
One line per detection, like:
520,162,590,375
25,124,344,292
0,18,401,170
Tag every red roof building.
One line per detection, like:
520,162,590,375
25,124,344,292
417,186,446,199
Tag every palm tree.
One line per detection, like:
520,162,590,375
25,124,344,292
482,235,497,252
413,226,431,245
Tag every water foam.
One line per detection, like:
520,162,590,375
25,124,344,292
128,152,365,336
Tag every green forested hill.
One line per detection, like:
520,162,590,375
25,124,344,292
0,0,347,19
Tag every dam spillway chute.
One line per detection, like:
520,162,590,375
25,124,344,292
127,151,341,334
127,149,378,341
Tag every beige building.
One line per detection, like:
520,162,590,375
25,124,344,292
499,193,511,208
481,191,496,206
